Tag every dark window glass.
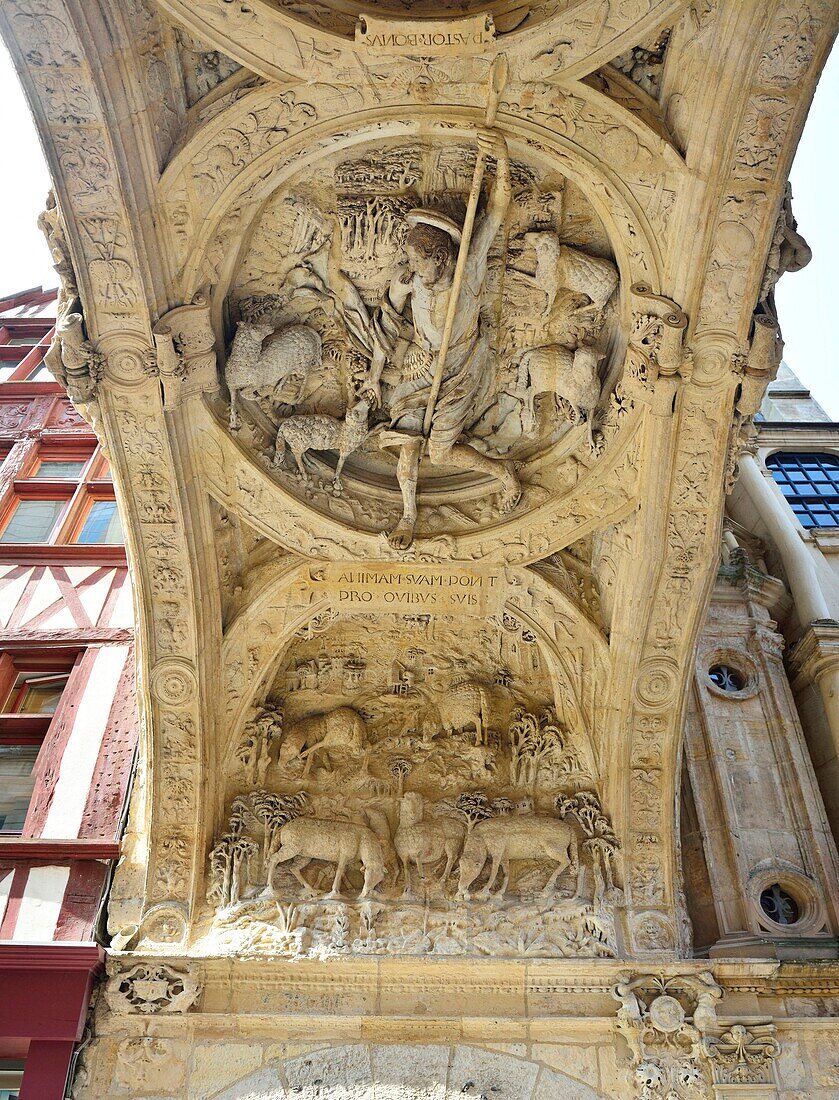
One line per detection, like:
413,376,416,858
766,453,839,528
34,459,86,479
759,883,800,925
708,664,745,692
25,363,54,381
0,745,40,833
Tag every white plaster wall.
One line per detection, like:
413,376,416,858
42,644,129,839
12,865,69,940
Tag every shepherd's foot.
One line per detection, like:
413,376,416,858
388,515,416,550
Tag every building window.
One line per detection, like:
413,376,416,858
0,744,40,833
76,499,124,544
708,664,746,692
0,445,124,547
4,672,69,714
0,659,72,834
33,458,87,479
25,362,54,382
759,883,800,926
0,320,54,384
766,452,839,528
0,498,65,543
0,1063,22,1099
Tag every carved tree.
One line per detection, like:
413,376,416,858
455,791,493,830
556,790,622,902
508,707,565,789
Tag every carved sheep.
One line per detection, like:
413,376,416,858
432,679,491,746
267,817,387,899
273,400,370,490
225,320,322,430
395,792,466,895
457,814,580,900
524,233,619,319
516,344,603,444
278,706,367,777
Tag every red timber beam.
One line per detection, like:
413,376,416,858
0,943,104,1100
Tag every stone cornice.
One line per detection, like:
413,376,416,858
788,619,839,682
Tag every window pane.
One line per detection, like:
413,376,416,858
17,681,67,714
25,363,54,381
767,453,839,528
0,363,18,380
76,500,124,544
0,499,64,543
34,460,86,479
4,673,68,714
0,745,39,833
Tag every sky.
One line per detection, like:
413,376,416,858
0,39,835,416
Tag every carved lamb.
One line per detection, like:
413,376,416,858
516,344,603,444
458,814,580,900
273,400,370,490
225,320,322,431
524,232,619,320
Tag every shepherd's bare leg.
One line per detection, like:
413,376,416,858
388,438,422,549
429,441,520,513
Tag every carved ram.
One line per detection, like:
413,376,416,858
225,320,321,430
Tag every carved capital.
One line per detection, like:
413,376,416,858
702,1023,780,1087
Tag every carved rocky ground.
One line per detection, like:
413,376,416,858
1,0,837,1094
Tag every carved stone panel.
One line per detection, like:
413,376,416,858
202,609,623,958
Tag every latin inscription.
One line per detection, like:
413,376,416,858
307,563,504,616
355,13,496,57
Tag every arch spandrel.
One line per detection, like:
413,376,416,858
154,0,690,86
0,0,836,977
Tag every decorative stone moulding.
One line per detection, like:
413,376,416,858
746,861,830,939
155,0,688,85
104,962,201,1015
699,646,761,700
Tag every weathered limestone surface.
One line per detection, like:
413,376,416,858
1,0,838,1094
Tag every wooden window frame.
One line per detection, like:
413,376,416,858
0,324,56,386
0,650,80,836
0,444,120,549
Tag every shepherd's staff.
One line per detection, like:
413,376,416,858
422,54,509,440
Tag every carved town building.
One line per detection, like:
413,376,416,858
0,0,837,1096
0,286,138,1097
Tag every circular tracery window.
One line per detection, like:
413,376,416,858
759,883,800,926
708,664,746,692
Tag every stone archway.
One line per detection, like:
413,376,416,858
212,1044,609,1099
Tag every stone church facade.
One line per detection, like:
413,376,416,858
0,0,838,1095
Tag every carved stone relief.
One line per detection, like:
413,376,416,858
201,608,625,958
3,1,838,1090
217,133,622,550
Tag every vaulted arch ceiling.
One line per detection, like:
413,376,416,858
0,0,835,958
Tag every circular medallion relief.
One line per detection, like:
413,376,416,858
648,994,686,1033
222,134,624,552
150,659,198,708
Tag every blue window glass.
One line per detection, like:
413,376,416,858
76,500,124,544
766,453,839,528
